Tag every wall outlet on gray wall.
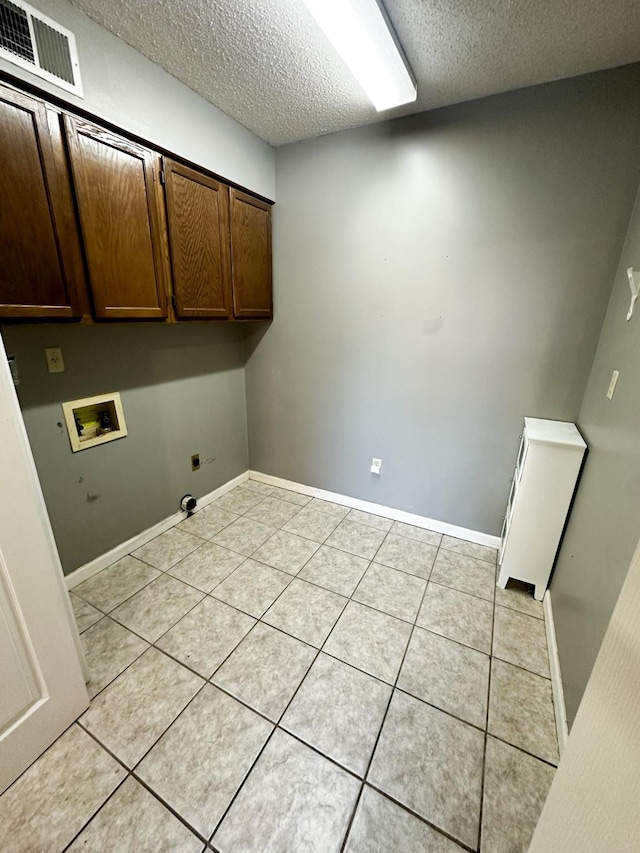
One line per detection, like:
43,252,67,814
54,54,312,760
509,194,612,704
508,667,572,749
45,347,65,373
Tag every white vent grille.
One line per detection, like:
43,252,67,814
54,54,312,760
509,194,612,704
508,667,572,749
0,0,82,96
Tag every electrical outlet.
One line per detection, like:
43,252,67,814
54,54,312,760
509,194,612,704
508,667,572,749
606,370,620,400
371,457,382,475
191,453,200,471
44,347,65,373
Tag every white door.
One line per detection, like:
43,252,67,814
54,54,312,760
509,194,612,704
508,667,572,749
0,333,88,794
528,534,640,852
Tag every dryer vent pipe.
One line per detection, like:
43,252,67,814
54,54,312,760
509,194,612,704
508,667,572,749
180,494,197,514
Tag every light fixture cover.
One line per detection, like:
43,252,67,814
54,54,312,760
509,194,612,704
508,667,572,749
301,0,416,112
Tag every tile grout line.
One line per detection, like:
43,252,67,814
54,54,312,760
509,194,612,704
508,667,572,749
82,639,150,703
77,507,539,738
136,543,328,735
66,485,511,847
202,703,381,847
188,490,494,574
124,527,342,845
74,490,497,626
76,722,212,848
199,531,332,700
58,757,131,853
489,653,552,682
482,733,559,770
476,566,498,853
130,772,211,847
85,675,211,778
0,717,80,800
205,527,397,848
78,576,214,702
73,484,496,595
204,727,279,846
82,503,506,739
75,500,296,664
338,534,438,852
363,782,479,853
82,604,558,815
158,603,525,750
208,524,402,845
6,485,511,848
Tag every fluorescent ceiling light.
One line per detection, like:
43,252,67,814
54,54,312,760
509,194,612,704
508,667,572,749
301,0,416,112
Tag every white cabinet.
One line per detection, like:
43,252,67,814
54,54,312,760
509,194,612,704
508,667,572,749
498,418,586,601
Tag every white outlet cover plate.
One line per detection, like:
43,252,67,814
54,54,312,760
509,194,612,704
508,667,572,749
607,370,620,400
45,347,65,373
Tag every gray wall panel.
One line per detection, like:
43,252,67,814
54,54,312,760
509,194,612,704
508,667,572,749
2,323,248,574
245,66,640,536
551,186,640,724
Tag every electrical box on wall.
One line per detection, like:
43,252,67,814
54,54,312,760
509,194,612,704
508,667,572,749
61,391,127,452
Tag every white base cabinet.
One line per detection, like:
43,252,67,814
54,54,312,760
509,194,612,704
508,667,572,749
498,418,586,601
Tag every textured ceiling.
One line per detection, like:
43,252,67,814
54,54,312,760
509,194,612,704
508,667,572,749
67,0,640,146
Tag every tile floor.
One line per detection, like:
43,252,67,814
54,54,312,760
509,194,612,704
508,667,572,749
0,480,559,853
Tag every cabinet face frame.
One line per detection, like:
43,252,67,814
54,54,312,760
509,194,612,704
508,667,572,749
0,81,273,325
229,188,273,319
0,86,83,319
163,158,233,319
63,115,169,320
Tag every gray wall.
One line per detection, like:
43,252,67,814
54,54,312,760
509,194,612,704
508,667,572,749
245,66,640,536
1,323,248,574
550,185,640,725
0,0,275,199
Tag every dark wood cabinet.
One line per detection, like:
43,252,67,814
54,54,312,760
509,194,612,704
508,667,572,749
64,116,169,320
163,159,232,319
230,189,272,319
0,87,84,319
0,82,272,324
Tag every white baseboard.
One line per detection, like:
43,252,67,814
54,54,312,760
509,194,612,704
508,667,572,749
65,471,249,590
66,467,500,590
249,471,501,549
544,589,568,755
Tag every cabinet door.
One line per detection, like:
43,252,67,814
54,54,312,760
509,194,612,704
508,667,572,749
163,160,232,319
64,116,168,320
0,86,82,319
229,189,272,319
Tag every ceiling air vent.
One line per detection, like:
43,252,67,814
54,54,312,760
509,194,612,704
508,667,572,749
0,0,82,96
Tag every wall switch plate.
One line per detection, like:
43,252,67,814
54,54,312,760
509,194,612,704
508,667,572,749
45,347,65,373
371,457,382,475
606,370,620,400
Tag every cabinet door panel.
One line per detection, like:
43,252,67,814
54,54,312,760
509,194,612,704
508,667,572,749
164,160,232,318
0,87,81,318
230,189,272,319
64,117,168,320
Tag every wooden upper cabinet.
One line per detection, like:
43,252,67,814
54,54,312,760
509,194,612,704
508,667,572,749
0,87,83,319
64,116,168,320
229,189,273,319
163,159,232,319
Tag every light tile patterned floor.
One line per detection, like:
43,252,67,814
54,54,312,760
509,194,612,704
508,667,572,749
0,480,558,853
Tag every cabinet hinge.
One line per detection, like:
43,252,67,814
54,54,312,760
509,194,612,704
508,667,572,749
159,169,165,186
